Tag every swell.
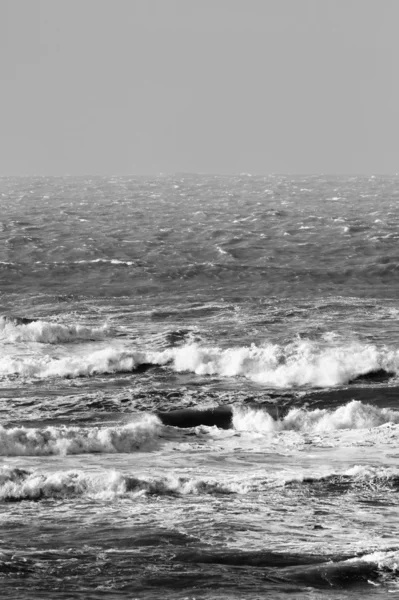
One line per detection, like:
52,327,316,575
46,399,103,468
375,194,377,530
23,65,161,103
158,406,233,429
176,548,399,589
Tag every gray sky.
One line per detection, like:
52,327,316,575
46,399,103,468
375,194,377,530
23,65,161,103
1,0,398,175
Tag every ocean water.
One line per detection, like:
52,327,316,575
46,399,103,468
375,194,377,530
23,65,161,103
1,174,399,599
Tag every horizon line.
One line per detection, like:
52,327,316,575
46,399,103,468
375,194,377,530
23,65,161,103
1,172,399,178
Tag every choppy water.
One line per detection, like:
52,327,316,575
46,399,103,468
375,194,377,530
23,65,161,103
1,174,399,599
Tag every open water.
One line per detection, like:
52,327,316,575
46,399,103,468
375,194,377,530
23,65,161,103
1,174,399,599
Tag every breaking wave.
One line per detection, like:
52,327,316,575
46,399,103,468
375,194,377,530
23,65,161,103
2,338,399,387
0,467,247,501
0,348,160,378
2,464,398,502
232,400,399,433
0,316,109,344
167,340,399,387
0,415,161,456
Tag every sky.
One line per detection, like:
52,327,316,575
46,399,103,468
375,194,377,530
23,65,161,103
1,0,398,175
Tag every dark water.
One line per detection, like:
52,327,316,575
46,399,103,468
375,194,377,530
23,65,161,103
1,174,399,598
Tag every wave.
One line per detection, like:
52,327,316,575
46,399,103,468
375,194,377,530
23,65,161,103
156,401,399,432
0,316,109,344
166,340,399,387
0,467,247,501
2,464,398,502
176,545,399,588
0,347,161,378
2,338,399,386
0,415,160,456
232,400,399,433
285,465,399,492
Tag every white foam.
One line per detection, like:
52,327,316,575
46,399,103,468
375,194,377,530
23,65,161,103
232,401,399,433
0,347,167,378
2,338,399,387
0,467,248,501
0,415,161,456
344,465,399,480
74,259,134,266
0,468,130,501
356,550,399,571
167,340,399,387
0,317,109,344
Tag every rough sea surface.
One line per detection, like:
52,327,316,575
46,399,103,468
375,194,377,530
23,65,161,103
1,174,399,599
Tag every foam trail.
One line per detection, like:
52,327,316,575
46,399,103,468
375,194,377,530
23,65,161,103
232,400,399,433
0,415,161,456
0,316,109,344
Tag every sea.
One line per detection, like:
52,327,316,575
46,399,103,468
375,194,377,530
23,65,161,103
0,174,399,599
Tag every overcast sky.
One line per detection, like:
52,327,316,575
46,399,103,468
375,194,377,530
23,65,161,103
1,0,398,175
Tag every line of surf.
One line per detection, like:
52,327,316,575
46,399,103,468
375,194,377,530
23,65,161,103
0,466,248,501
1,339,399,387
